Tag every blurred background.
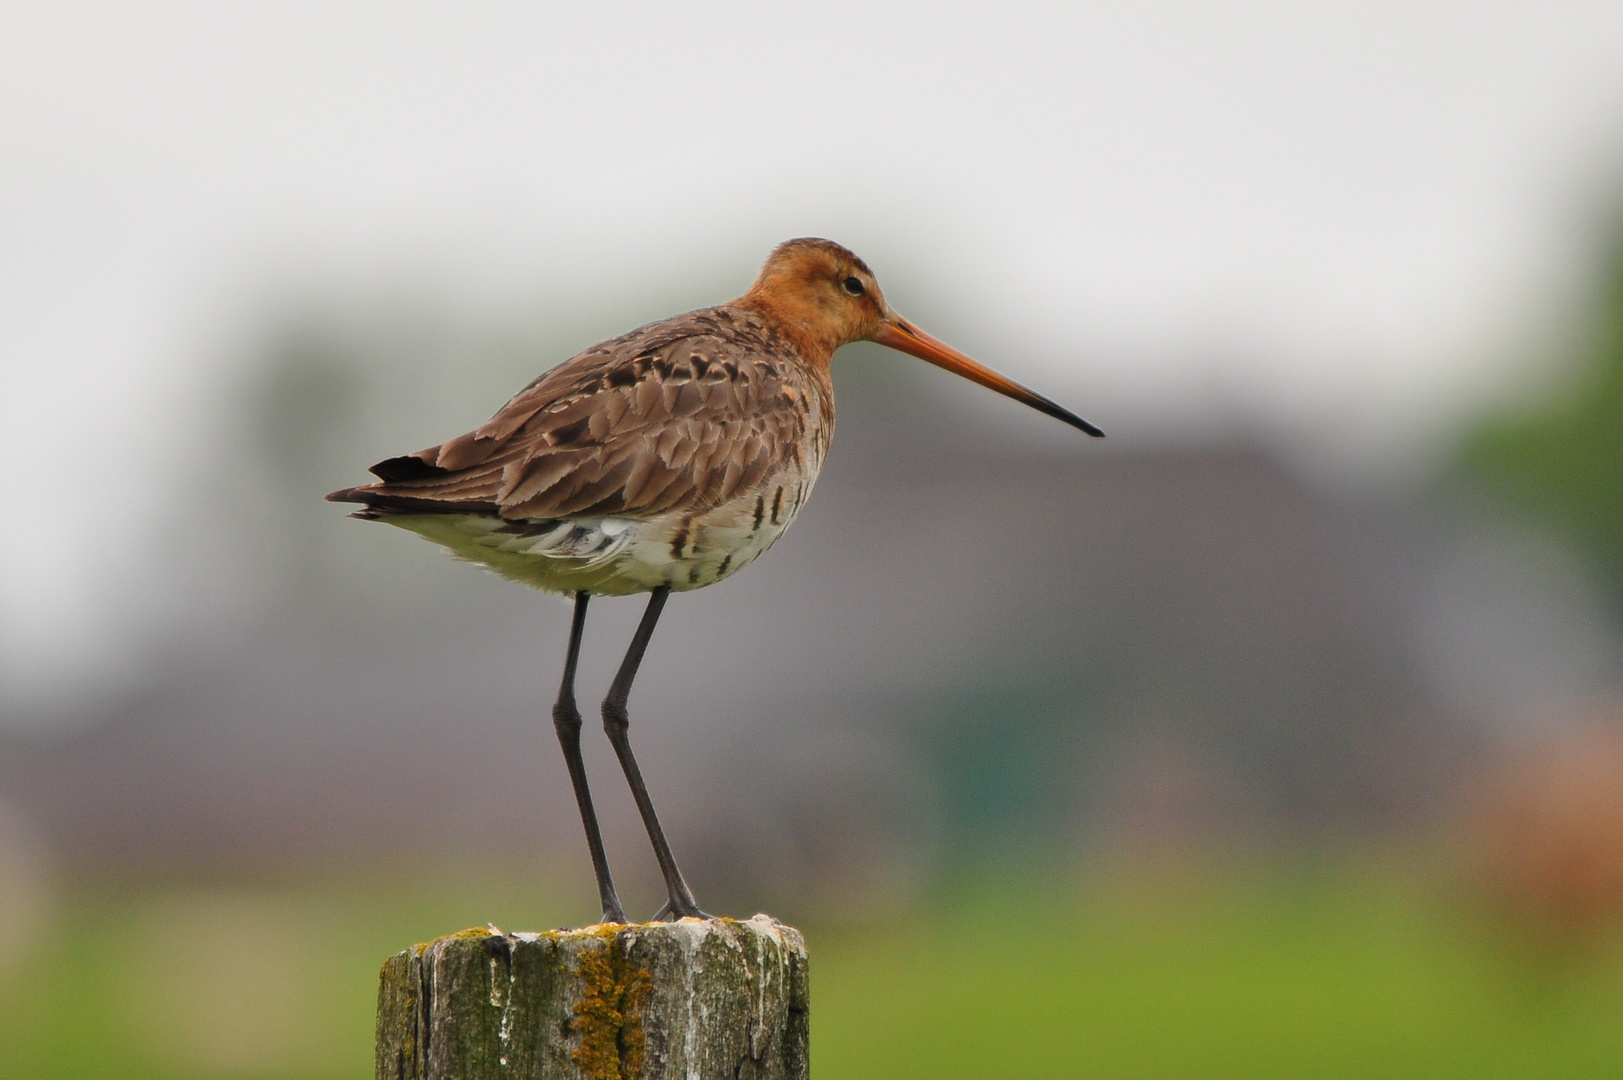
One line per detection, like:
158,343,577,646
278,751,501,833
6,2,1623,1076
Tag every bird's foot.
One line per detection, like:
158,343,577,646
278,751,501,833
652,897,714,922
599,904,629,926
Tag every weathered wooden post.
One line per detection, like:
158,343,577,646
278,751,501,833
376,916,808,1080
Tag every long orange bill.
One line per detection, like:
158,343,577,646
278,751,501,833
870,315,1103,437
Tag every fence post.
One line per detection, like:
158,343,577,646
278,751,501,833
376,916,808,1080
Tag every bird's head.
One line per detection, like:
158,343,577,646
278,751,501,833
741,237,889,355
740,237,1103,437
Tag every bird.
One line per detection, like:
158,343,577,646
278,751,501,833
327,238,1101,924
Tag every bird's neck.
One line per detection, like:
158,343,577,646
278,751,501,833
731,293,843,370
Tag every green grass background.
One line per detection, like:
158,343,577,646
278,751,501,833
3,859,1621,1079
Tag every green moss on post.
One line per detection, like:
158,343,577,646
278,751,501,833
376,916,808,1080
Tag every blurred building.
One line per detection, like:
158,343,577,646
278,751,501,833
0,314,1517,916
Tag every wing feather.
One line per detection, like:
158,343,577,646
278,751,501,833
327,305,830,522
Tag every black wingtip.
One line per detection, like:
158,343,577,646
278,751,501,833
370,454,447,483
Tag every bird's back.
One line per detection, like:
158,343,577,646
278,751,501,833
327,304,834,595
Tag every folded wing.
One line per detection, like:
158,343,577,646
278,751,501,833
327,307,819,522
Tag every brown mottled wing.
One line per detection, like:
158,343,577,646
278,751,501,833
328,306,820,521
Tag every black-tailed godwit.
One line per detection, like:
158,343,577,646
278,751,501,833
328,238,1101,922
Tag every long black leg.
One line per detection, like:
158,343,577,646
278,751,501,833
601,586,710,919
553,591,627,925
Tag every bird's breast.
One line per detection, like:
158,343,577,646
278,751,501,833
621,462,822,593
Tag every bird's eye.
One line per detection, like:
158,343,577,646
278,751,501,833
842,276,865,296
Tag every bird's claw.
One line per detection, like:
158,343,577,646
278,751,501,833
652,898,713,922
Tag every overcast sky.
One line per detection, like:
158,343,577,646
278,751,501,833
4,1,1623,716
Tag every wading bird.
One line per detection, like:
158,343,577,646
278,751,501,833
328,239,1101,923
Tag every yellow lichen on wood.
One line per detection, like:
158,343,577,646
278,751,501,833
571,927,652,1080
410,925,491,954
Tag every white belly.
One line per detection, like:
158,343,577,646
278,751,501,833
380,471,817,596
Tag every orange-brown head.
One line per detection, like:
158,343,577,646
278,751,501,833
739,238,890,360
737,237,1102,437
